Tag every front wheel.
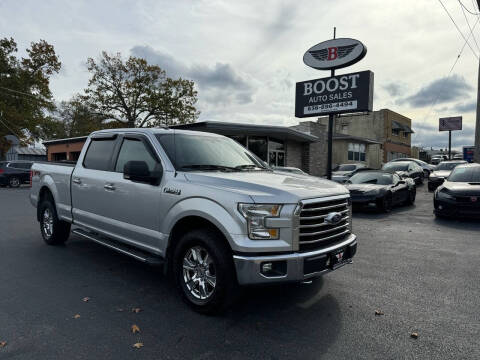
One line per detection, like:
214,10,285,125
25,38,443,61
39,199,71,245
378,193,393,213
405,189,416,205
173,229,239,314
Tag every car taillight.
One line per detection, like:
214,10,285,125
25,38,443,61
0,168,3,174
29,170,33,187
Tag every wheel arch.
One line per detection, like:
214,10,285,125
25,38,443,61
37,185,55,221
165,215,232,273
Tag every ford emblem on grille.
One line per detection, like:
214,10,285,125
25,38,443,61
325,212,343,225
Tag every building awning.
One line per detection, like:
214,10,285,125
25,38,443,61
392,120,415,134
333,133,382,145
11,146,46,155
172,121,318,143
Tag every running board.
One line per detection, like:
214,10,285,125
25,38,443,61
72,228,164,266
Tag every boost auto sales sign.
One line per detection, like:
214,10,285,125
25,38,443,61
295,70,374,117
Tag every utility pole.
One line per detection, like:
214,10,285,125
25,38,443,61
326,27,336,180
475,0,480,163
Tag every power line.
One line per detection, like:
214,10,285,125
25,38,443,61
438,0,479,59
460,0,480,52
413,14,480,145
459,0,480,15
0,117,23,140
0,86,49,102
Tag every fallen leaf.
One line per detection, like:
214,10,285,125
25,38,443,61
131,324,140,334
73,314,81,319
0,341,6,348
82,297,90,302
132,342,144,349
131,308,142,313
411,332,419,339
375,310,385,316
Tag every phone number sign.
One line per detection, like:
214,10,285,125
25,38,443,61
295,70,374,118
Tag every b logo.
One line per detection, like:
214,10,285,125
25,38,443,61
327,47,338,61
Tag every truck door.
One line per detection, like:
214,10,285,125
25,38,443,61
71,134,119,234
100,134,164,252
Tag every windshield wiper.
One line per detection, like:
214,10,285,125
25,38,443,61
235,164,264,170
180,164,238,172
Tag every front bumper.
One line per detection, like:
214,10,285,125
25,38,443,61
350,194,381,205
434,198,480,218
233,233,357,285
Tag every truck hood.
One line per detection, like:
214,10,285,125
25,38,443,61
184,171,349,203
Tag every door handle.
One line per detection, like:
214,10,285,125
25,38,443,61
72,177,81,184
104,183,116,191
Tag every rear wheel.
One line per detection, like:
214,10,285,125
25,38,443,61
173,228,238,314
39,198,71,245
9,176,20,188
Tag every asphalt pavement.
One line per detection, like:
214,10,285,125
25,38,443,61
0,184,479,359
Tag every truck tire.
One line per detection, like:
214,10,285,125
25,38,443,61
39,198,71,245
173,228,238,314
9,176,20,188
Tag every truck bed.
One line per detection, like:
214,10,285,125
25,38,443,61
30,162,75,222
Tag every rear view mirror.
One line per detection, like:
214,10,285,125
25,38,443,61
124,161,162,185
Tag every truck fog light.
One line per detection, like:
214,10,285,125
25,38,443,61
261,261,287,277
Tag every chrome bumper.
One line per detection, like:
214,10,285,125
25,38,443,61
233,233,357,285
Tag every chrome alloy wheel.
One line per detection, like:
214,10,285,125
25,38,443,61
42,208,54,238
9,177,20,187
182,246,216,300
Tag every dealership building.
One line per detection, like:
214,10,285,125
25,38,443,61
43,108,414,176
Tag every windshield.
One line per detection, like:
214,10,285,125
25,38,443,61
333,164,356,171
155,133,266,171
382,163,408,171
448,167,480,182
436,162,464,171
348,172,393,185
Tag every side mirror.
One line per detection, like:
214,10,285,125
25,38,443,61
124,161,162,185
398,180,406,185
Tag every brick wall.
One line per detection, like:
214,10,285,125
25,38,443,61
290,121,328,177
46,141,86,161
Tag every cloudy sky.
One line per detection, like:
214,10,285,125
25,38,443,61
2,0,479,149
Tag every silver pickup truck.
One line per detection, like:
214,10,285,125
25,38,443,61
30,128,357,313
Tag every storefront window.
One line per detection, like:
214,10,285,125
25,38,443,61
348,143,366,162
230,135,247,147
248,136,268,161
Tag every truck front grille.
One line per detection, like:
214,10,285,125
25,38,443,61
298,197,351,252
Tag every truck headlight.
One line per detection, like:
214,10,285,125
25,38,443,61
238,203,282,240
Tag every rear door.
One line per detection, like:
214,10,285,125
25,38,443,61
70,134,119,234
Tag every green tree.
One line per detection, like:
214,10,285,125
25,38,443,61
53,95,123,138
83,52,199,128
0,37,61,154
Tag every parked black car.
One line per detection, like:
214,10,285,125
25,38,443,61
428,160,467,191
0,160,33,187
331,163,369,183
382,161,424,185
389,157,435,178
434,163,480,218
345,170,416,212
